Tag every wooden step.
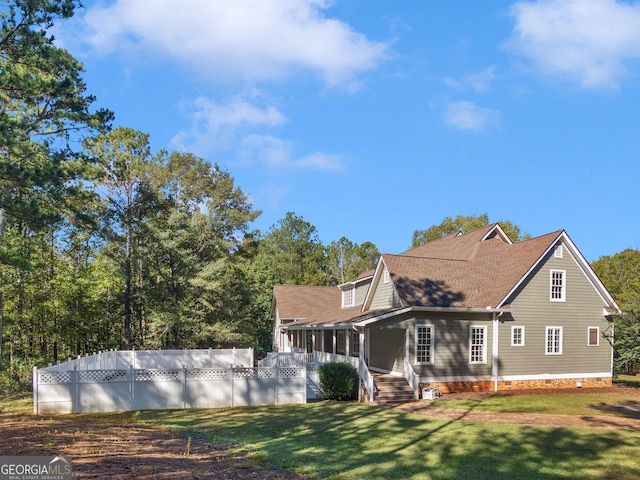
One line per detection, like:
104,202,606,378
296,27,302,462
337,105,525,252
372,374,416,404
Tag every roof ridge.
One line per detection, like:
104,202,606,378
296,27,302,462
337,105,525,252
383,253,469,262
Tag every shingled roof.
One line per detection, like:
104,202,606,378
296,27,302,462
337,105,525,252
272,224,585,327
273,284,391,325
382,226,563,309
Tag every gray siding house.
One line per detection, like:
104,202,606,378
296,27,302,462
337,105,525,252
271,224,621,395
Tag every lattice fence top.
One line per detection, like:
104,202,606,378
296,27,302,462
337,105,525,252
39,371,72,384
79,370,130,383
187,369,230,380
135,369,181,381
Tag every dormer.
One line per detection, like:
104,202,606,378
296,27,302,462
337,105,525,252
341,285,355,308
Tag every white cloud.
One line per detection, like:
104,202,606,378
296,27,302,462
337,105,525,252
444,66,496,93
444,101,500,131
170,95,286,154
64,0,388,89
506,0,640,89
239,134,345,172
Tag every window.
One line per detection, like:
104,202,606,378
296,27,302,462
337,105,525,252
351,331,360,357
511,326,525,346
416,325,434,364
550,270,566,302
554,244,563,258
588,327,600,346
469,326,487,364
383,269,390,284
341,288,354,308
546,327,563,355
336,330,346,354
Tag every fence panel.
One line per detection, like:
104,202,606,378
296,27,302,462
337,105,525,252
185,369,233,408
34,360,306,414
133,369,184,410
78,370,131,413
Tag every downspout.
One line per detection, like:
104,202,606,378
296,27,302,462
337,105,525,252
492,312,500,392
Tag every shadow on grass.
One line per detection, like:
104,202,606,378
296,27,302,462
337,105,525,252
589,400,640,419
136,401,640,480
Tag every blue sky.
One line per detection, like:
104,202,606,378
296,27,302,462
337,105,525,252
56,0,640,262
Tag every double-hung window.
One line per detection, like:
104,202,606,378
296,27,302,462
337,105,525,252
469,326,487,364
546,326,563,355
511,326,525,346
550,270,566,301
342,288,354,308
416,325,434,364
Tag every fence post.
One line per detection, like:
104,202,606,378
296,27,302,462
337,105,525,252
129,366,135,411
230,365,234,408
72,367,79,414
233,347,236,367
275,365,279,405
183,367,188,409
32,367,38,415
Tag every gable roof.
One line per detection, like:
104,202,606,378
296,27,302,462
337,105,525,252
273,224,621,328
273,284,391,326
380,228,563,309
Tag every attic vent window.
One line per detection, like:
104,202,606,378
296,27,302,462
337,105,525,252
342,288,354,308
554,245,563,258
383,270,390,284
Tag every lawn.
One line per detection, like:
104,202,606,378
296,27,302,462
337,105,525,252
3,388,640,479
136,401,640,479
436,389,640,416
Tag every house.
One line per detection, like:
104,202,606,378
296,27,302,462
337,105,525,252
270,224,621,398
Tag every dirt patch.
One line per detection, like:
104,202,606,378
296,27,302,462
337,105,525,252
0,414,306,479
389,385,640,430
2,386,639,478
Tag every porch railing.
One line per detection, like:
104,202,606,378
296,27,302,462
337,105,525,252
403,357,420,400
259,350,374,401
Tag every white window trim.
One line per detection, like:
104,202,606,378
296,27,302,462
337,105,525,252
469,325,487,364
341,288,354,308
550,269,566,302
383,269,390,284
545,326,563,355
588,326,600,347
415,325,434,365
511,326,525,347
554,244,563,258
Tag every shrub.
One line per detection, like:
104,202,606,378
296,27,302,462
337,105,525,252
319,362,358,400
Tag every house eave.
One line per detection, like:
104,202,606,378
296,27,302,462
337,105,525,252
281,305,509,330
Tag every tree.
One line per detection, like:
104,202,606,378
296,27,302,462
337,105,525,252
411,214,527,247
0,0,111,366
258,212,326,286
325,237,379,285
143,151,260,349
592,249,640,374
83,127,156,349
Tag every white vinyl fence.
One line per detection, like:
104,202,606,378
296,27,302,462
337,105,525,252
33,349,307,414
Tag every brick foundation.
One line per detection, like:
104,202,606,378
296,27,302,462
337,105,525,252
420,376,612,394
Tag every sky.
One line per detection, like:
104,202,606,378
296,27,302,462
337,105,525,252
54,0,640,262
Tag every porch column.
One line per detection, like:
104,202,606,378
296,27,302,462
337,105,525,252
358,329,365,402
312,330,316,352
346,328,351,356
332,329,337,354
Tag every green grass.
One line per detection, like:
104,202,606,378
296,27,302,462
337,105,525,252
615,374,640,387
135,402,640,479
436,389,640,416
3,388,640,479
0,393,32,415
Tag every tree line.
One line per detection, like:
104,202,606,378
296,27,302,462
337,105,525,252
1,2,638,392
